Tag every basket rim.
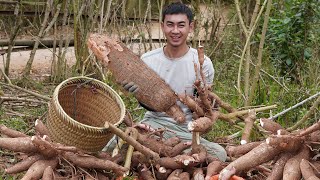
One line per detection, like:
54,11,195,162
51,76,125,131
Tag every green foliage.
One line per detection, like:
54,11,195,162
266,0,319,82
0,118,28,133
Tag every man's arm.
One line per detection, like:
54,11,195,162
203,56,215,85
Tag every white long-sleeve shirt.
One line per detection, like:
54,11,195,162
140,46,214,124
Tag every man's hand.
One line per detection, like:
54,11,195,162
122,81,156,111
122,81,139,93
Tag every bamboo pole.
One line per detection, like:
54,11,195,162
104,122,160,161
236,0,268,100
247,0,273,105
244,0,261,107
269,92,320,120
234,0,248,36
103,0,112,29
23,1,61,77
288,95,320,131
0,66,12,84
0,82,50,101
4,0,22,76
123,128,138,176
219,104,277,120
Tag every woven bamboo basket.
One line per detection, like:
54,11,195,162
46,76,125,152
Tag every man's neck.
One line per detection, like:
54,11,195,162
164,44,189,59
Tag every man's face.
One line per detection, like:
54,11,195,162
161,14,194,48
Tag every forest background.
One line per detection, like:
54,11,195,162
0,0,319,173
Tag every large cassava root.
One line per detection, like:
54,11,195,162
223,119,320,180
3,115,320,180
2,119,227,179
87,34,185,123
1,120,127,179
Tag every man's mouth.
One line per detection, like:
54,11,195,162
171,36,180,41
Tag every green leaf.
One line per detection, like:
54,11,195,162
283,18,291,24
279,53,287,59
285,59,292,65
304,49,312,59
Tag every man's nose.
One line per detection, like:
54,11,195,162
172,26,179,33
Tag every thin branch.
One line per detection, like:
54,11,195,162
247,0,273,105
0,82,51,101
269,92,320,120
0,66,12,84
0,96,47,104
234,0,248,36
288,95,320,131
236,0,268,98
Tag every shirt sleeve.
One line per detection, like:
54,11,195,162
203,56,214,86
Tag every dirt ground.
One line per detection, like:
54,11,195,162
0,47,76,79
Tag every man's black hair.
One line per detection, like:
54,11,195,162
162,2,193,24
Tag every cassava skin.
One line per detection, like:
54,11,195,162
300,159,320,180
42,166,54,180
179,172,191,179
219,143,281,179
259,118,287,134
226,141,263,157
35,119,50,137
0,125,28,138
0,137,38,153
88,34,185,122
20,158,58,180
5,154,43,174
266,134,304,152
205,160,224,180
62,151,127,176
266,153,291,180
283,145,310,180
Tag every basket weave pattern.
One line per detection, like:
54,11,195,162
46,77,125,152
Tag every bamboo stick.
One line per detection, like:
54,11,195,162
219,105,277,120
269,92,320,120
0,82,50,101
104,122,160,161
247,0,273,105
236,0,268,98
288,95,320,131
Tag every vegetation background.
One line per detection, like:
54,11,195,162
0,0,319,178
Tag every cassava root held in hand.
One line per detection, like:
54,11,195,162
87,34,185,123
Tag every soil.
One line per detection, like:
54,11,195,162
0,47,76,79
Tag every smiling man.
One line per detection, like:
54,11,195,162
121,2,227,162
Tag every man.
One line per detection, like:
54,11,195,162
122,2,227,162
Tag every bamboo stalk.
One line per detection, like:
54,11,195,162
4,0,22,77
0,96,47,104
236,0,268,100
0,66,12,84
247,0,273,105
0,82,50,101
123,128,138,176
288,95,320,131
219,105,277,120
269,92,320,120
234,0,248,36
23,1,61,77
102,0,112,29
104,122,160,161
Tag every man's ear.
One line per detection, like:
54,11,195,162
161,22,164,30
189,21,195,32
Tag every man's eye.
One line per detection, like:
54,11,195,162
179,25,185,28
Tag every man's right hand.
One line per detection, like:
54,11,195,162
122,81,156,111
122,81,139,93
